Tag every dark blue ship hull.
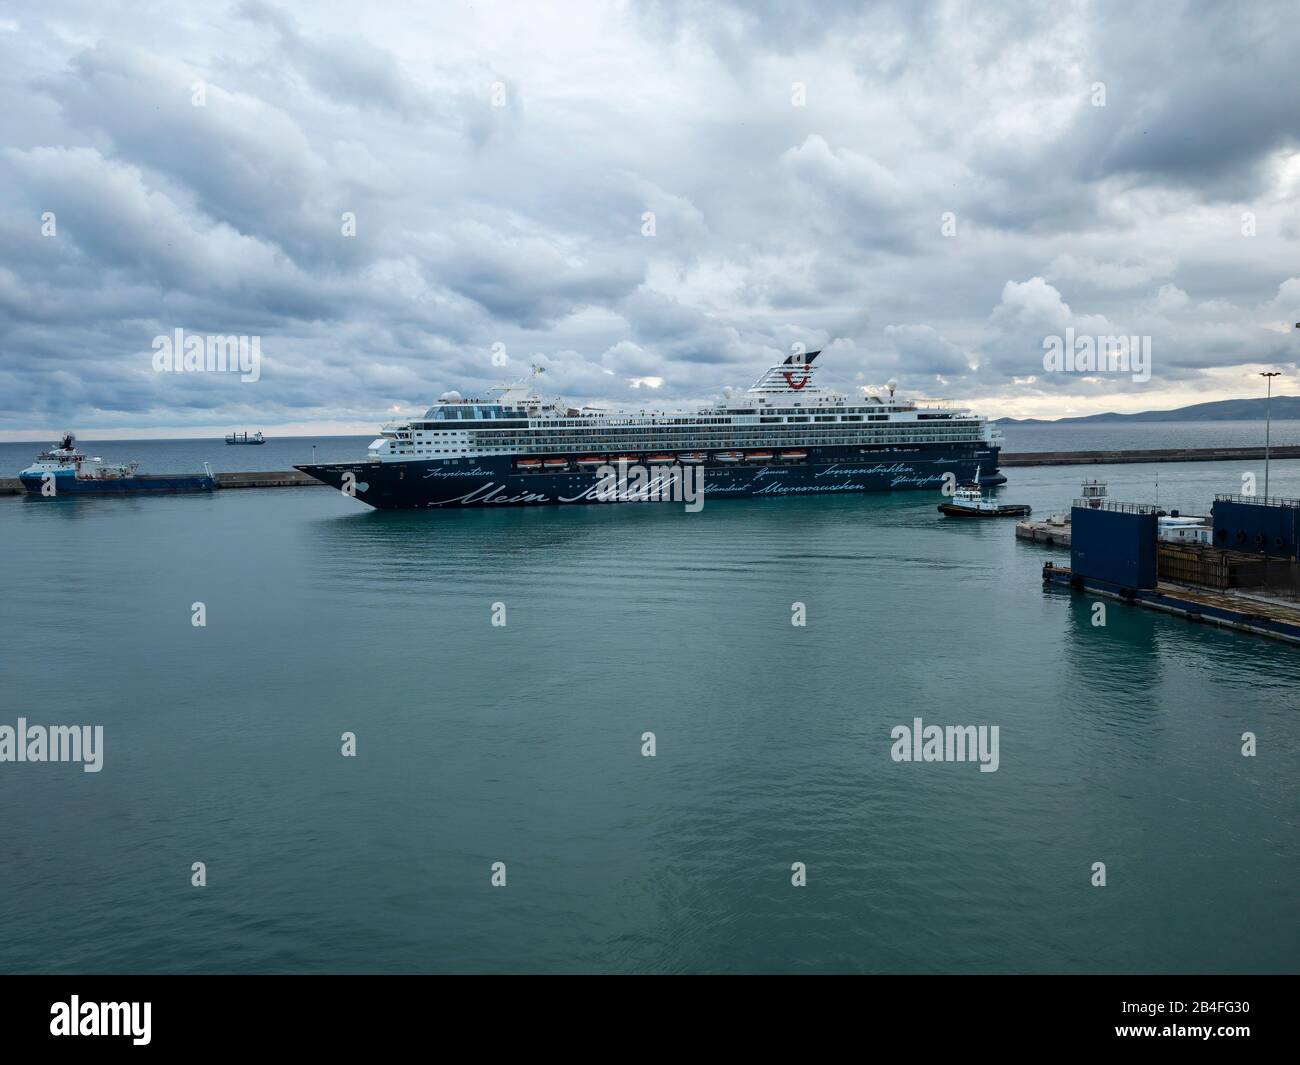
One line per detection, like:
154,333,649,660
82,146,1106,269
297,444,1005,509
19,474,216,496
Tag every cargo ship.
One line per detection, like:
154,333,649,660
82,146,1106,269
18,434,215,496
225,431,266,445
296,351,1006,509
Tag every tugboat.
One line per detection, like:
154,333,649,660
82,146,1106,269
18,434,216,497
938,469,1031,518
225,430,265,444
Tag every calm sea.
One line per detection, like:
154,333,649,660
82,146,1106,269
0,424,1297,973
1002,418,1300,454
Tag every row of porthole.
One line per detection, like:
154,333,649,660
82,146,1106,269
1215,528,1291,549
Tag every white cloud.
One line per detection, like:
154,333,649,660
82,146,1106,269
1,0,1298,432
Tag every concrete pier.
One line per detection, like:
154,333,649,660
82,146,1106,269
1016,518,1072,547
0,471,323,495
214,470,322,489
1001,444,1300,466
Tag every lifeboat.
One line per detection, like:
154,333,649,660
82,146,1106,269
611,455,640,464
543,458,568,470
779,450,808,461
516,458,542,470
714,451,743,463
576,456,606,467
678,452,706,464
745,451,774,462
646,454,675,464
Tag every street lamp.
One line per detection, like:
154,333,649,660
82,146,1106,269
1260,370,1281,500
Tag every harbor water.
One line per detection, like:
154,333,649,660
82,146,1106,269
0,450,1297,973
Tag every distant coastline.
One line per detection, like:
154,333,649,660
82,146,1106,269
997,394,1300,425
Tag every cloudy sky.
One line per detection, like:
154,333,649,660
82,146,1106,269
2,0,1298,439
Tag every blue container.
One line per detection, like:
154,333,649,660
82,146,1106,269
1211,497,1298,558
1071,504,1158,589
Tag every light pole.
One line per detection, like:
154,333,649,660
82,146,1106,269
1260,370,1281,500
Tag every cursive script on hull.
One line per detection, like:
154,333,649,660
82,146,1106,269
428,482,552,506
421,465,497,479
816,462,919,478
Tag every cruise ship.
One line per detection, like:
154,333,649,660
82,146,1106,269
296,352,1005,509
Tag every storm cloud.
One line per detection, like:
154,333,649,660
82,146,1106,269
1,0,1297,436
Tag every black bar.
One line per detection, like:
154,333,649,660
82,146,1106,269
0,975,1286,1052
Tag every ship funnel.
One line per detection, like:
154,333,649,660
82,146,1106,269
747,350,823,394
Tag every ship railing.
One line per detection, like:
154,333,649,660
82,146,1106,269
1072,499,1161,514
1214,493,1300,508
910,398,966,409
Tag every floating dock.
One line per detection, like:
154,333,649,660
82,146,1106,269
1013,480,1106,548
1042,494,1300,645
1043,563,1300,645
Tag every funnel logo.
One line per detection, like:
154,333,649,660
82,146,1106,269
780,350,819,390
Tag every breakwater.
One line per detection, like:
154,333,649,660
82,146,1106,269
0,470,323,495
1000,444,1300,466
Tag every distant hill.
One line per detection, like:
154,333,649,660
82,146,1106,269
996,395,1300,425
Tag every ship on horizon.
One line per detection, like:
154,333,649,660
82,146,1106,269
296,352,1006,509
